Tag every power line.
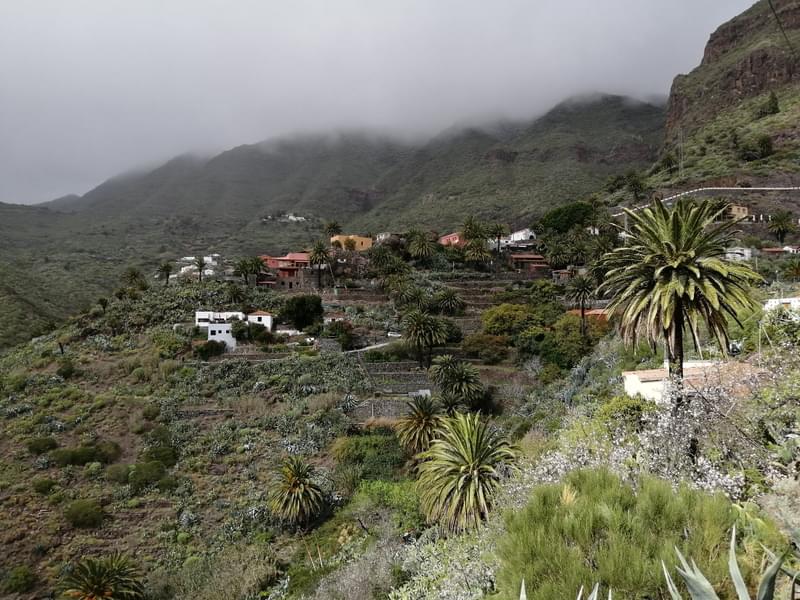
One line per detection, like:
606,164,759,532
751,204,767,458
767,0,798,61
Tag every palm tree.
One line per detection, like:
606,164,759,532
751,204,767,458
464,239,491,266
324,220,342,238
309,240,330,289
599,199,761,389
61,553,145,600
234,258,252,285
429,355,484,408
395,396,443,456
248,256,265,285
784,258,800,282
768,210,796,244
121,267,147,290
416,412,516,532
194,256,206,282
268,456,325,526
407,229,436,261
97,297,108,314
566,275,595,339
487,223,507,269
546,246,571,270
225,283,246,305
395,284,429,311
157,262,172,287
434,288,465,316
402,309,448,367
462,215,486,242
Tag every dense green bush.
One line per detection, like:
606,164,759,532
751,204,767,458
2,565,37,593
462,333,510,364
354,480,424,530
482,304,541,337
32,478,57,495
281,294,324,330
105,464,132,484
142,425,178,466
65,499,105,528
26,436,58,455
537,201,594,234
194,340,226,360
594,395,657,432
496,469,775,599
129,461,167,493
50,440,121,466
332,434,405,481
56,358,76,379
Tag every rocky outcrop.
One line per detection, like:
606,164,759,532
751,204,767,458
665,0,799,139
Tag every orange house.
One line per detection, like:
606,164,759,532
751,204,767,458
438,232,466,247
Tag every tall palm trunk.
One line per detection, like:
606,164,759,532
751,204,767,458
317,264,322,289
666,303,685,411
579,299,586,339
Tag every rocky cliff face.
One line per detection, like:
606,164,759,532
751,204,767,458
666,0,799,140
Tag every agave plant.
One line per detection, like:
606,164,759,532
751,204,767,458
519,580,611,600
662,527,789,599
61,553,145,600
417,412,516,532
268,456,325,526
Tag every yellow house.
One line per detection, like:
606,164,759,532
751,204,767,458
330,234,373,251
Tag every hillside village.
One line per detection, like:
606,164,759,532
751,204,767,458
2,1,800,599
3,193,800,598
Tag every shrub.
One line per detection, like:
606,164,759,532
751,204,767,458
2,565,37,593
594,395,657,432
495,469,772,599
65,499,105,528
142,445,178,467
537,201,594,234
462,333,510,364
281,294,324,330
332,433,405,481
26,436,58,455
57,358,76,379
355,480,424,531
106,464,132,484
32,478,58,495
482,304,540,337
129,461,167,494
142,403,161,421
194,340,226,360
50,441,121,466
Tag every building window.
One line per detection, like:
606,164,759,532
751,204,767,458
257,317,262,322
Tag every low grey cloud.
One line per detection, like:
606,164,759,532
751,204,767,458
0,0,753,204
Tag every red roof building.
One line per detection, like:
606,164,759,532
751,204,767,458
438,232,466,247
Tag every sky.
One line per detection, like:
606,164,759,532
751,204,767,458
0,1,755,204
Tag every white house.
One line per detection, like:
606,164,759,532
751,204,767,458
496,228,537,249
207,322,236,349
764,297,800,312
725,247,753,261
246,311,274,330
195,311,246,326
622,360,745,405
203,254,221,266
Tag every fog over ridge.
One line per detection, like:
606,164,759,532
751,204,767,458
0,0,754,204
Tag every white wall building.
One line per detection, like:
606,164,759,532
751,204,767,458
195,311,246,326
207,323,236,349
725,247,753,261
622,360,717,404
764,297,800,311
246,311,274,330
497,228,537,249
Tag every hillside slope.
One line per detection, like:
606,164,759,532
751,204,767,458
651,0,800,189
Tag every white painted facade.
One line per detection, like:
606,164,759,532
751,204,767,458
724,247,753,261
764,297,800,311
622,360,717,405
497,228,537,249
246,311,273,330
207,323,236,349
195,311,246,326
